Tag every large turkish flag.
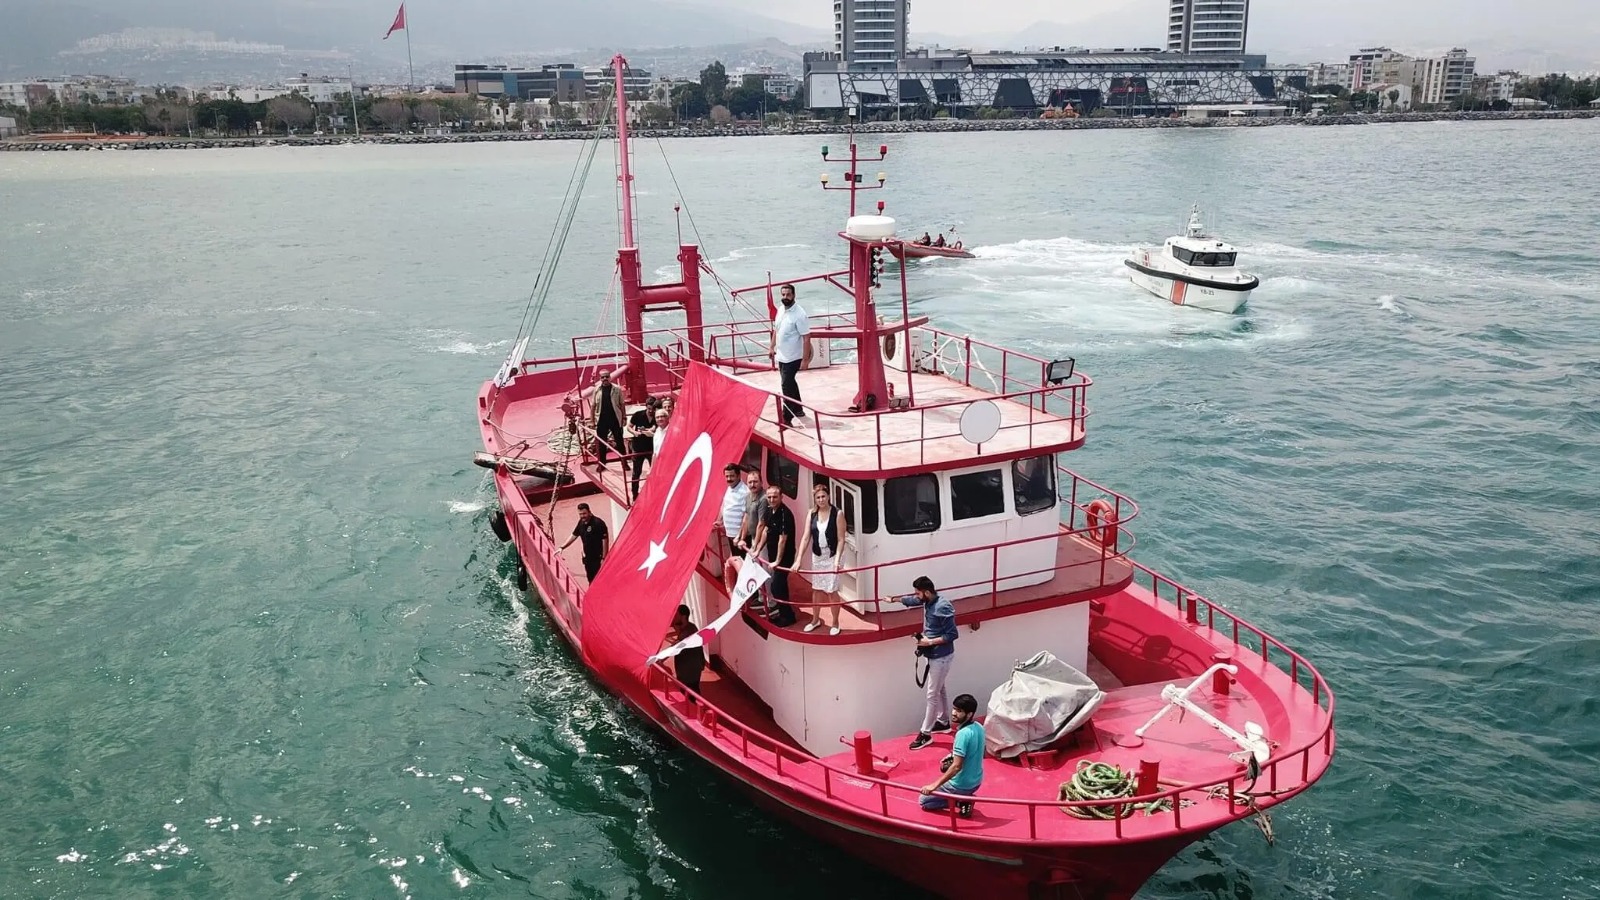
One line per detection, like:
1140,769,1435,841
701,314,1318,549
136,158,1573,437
580,363,769,703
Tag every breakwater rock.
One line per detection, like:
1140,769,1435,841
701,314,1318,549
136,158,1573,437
3,110,1594,151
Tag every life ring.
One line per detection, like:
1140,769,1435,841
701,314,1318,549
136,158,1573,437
883,331,897,362
1084,499,1118,549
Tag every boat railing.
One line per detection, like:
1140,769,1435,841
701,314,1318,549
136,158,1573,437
715,465,1139,631
521,321,1090,473
1129,562,1334,719
646,612,1334,840
503,502,585,616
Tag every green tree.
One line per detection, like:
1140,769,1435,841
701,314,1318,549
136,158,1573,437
724,84,771,118
638,102,673,127
698,61,729,106
267,95,314,134
670,82,708,120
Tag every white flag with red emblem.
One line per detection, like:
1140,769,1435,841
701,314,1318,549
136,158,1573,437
580,363,770,701
646,556,771,665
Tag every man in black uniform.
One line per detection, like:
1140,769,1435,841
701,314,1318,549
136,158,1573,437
560,503,610,582
752,485,797,626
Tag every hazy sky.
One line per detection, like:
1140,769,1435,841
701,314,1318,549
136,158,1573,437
727,0,1588,51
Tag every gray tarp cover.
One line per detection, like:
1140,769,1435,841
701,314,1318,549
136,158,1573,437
984,651,1105,759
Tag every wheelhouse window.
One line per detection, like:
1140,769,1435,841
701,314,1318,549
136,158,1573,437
766,450,799,499
1012,455,1056,516
1172,247,1196,265
884,474,940,534
950,469,1006,521
741,441,763,475
848,479,878,535
1191,251,1234,267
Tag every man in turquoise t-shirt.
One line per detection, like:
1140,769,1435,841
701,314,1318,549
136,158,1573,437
920,693,983,817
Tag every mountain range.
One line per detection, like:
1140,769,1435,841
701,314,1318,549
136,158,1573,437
2,0,1595,82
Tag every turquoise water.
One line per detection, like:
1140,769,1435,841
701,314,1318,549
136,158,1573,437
4,120,1599,899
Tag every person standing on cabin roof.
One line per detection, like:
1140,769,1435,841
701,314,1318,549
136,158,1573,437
560,502,609,582
752,485,798,627
903,575,958,751
769,283,811,428
590,370,627,469
920,693,983,817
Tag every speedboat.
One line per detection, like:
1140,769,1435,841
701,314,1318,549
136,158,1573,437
1124,206,1259,313
893,240,974,260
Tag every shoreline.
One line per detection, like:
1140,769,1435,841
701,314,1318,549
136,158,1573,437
2,109,1594,151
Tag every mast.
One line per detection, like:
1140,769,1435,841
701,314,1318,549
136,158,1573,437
822,137,893,412
612,54,704,405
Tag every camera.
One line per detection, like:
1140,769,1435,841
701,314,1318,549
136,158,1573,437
913,631,932,658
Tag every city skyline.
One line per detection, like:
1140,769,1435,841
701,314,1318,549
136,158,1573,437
717,0,1591,60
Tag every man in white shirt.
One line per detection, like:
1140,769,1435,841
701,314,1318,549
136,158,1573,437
719,464,751,557
651,407,670,455
769,283,812,427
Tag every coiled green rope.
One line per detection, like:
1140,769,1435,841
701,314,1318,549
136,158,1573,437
1057,760,1173,819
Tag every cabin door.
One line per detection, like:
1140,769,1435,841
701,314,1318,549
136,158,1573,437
830,480,868,603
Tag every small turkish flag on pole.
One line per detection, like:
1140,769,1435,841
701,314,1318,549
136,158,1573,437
383,3,406,39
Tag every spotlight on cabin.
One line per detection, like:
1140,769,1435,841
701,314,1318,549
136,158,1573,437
1046,358,1077,385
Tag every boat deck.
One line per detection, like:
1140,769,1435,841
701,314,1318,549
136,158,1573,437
717,364,1084,473
651,607,1333,841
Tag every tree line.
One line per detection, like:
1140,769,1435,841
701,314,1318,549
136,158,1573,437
0,61,807,137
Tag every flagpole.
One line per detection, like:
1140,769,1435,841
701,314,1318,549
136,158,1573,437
404,8,415,92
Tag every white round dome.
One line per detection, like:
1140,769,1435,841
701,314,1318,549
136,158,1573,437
845,215,896,241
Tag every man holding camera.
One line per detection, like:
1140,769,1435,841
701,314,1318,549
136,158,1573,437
901,575,957,751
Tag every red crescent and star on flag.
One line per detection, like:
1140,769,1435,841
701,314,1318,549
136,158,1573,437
638,432,715,577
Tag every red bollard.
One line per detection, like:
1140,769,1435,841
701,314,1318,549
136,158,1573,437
1212,652,1232,696
853,730,875,775
1136,759,1160,796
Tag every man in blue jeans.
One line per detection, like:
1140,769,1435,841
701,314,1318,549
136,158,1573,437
920,693,983,817
902,575,957,751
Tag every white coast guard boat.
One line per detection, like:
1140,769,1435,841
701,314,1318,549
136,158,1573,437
1124,206,1259,314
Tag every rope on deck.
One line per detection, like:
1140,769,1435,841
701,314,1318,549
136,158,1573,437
1056,761,1173,819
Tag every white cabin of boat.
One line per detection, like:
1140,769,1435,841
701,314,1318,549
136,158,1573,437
558,305,1133,757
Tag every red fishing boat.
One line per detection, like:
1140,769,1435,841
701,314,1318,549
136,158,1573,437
475,57,1335,900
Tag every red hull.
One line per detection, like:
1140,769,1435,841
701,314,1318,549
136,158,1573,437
493,467,1330,900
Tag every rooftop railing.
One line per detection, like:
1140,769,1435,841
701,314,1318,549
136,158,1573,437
531,315,1091,474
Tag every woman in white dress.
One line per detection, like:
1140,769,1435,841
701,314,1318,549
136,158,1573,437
788,484,846,635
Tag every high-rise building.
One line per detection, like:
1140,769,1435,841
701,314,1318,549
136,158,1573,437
1166,0,1250,55
834,0,910,67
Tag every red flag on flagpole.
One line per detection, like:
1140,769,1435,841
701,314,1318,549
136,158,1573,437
383,3,407,39
765,272,777,320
